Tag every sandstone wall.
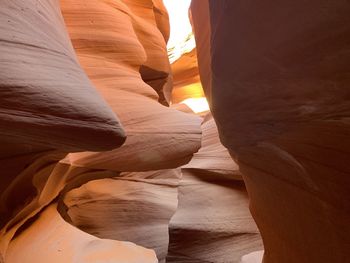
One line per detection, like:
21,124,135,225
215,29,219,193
191,1,350,262
0,0,202,262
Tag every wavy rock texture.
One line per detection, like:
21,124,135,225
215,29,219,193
63,113,262,263
167,170,262,263
63,169,181,263
0,0,125,259
183,115,242,180
171,49,203,103
60,0,201,262
0,0,125,151
167,116,262,263
191,1,350,262
61,0,202,172
1,0,202,262
5,204,157,263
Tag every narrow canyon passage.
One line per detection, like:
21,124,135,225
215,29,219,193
0,1,349,263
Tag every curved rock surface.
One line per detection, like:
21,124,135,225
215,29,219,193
5,0,346,262
61,0,202,172
0,0,124,259
183,115,242,180
167,170,263,263
0,0,125,152
1,0,202,262
167,115,262,263
6,204,157,263
191,1,350,262
63,169,181,262
171,49,203,104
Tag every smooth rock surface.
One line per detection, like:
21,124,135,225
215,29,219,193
240,251,264,263
191,1,350,262
171,49,202,104
183,115,242,180
61,0,202,172
167,169,263,263
167,115,261,263
6,204,157,263
63,169,181,262
1,1,201,261
0,0,125,152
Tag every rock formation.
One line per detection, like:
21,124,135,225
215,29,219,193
60,0,202,172
1,0,201,262
2,0,347,262
64,169,181,263
6,204,157,263
191,1,350,262
0,1,124,260
0,0,126,151
167,116,263,263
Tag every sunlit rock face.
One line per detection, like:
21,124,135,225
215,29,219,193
164,0,209,115
0,0,125,259
59,0,202,261
191,1,350,262
171,49,209,114
163,0,195,64
0,0,202,262
171,49,201,102
61,0,202,172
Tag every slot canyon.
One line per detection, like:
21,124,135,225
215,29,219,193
0,0,349,262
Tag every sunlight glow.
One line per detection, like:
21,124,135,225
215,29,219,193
163,0,196,63
172,83,205,103
180,97,210,114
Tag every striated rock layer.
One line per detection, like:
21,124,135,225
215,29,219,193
167,116,263,263
167,170,262,263
183,115,242,180
191,1,350,262
0,1,125,259
0,0,125,151
59,2,202,259
61,0,202,172
64,169,181,263
5,204,157,263
1,0,201,262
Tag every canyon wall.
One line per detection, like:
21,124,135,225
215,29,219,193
191,1,350,262
0,0,202,262
4,0,345,262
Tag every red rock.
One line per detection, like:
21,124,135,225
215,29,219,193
191,1,350,262
61,0,202,172
1,1,201,261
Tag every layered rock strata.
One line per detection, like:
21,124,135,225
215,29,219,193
0,1,125,260
167,116,263,263
61,0,202,172
6,204,157,263
63,169,181,263
1,0,202,262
